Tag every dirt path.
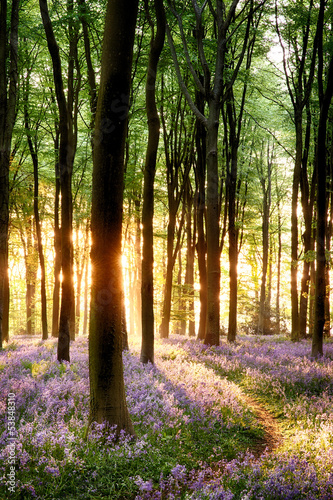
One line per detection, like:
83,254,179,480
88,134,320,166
241,392,283,457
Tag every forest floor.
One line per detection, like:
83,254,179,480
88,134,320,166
0,334,332,499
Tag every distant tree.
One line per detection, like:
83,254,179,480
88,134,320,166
167,0,266,345
159,90,192,340
276,0,318,341
23,53,48,340
89,0,138,432
257,141,273,334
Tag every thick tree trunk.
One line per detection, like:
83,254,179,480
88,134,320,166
89,0,138,433
0,0,19,348
312,47,333,356
141,0,165,362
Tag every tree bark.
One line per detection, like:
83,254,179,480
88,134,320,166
204,107,221,346
312,4,333,356
24,79,48,340
0,0,19,348
194,89,207,341
89,0,138,433
141,0,165,363
185,180,195,337
258,143,272,335
52,159,61,338
40,0,75,361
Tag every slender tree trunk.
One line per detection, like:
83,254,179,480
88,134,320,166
52,165,61,338
26,219,37,336
34,175,48,340
186,181,195,337
299,106,315,339
159,208,177,339
204,106,221,346
258,143,272,335
275,164,282,334
82,247,89,336
309,230,316,337
194,90,207,340
134,199,142,337
141,0,165,363
40,0,74,361
226,101,239,343
290,117,303,341
24,89,48,340
324,152,333,338
89,0,138,433
2,253,9,342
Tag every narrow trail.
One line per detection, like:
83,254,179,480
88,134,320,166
241,391,283,458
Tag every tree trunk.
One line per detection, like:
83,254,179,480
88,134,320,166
194,89,207,341
185,181,195,337
141,0,165,362
324,149,333,338
52,165,61,338
159,207,177,339
40,0,75,361
82,246,89,336
24,84,48,340
204,107,220,346
25,219,37,336
258,143,272,335
89,0,138,433
2,254,9,343
299,105,315,339
134,199,142,337
0,0,19,348
312,29,333,355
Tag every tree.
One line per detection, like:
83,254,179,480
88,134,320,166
257,141,273,334
276,0,318,341
159,89,193,340
23,54,48,340
0,0,19,348
167,0,265,345
312,0,333,357
141,0,165,363
39,0,77,360
89,0,138,432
